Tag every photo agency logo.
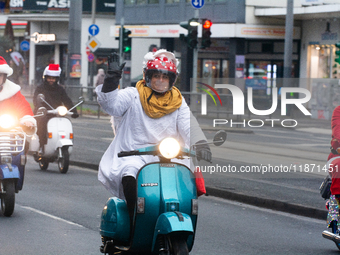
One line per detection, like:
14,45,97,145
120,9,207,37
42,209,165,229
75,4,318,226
198,83,311,128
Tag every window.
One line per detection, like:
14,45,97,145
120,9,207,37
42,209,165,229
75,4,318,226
124,0,135,4
166,0,180,3
149,0,159,3
136,0,147,4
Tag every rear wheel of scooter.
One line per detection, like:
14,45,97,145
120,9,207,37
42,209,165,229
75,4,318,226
170,236,189,255
58,147,69,174
1,180,15,217
39,159,49,170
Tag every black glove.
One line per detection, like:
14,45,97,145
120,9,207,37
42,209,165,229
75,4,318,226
102,53,126,93
195,140,212,162
71,112,79,119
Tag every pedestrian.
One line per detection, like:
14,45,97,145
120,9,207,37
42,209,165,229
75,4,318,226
33,64,79,154
95,49,211,230
94,68,105,96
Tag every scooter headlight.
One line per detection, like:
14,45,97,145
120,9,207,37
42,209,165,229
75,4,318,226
57,106,68,116
0,114,16,129
159,138,180,159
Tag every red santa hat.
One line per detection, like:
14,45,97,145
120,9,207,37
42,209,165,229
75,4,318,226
44,64,61,77
0,56,13,77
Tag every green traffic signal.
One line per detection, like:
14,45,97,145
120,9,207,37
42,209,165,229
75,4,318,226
122,28,132,53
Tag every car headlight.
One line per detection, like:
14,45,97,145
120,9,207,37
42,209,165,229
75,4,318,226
0,114,16,129
57,106,68,116
159,138,181,159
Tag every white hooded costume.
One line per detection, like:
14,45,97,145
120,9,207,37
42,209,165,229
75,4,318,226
95,50,205,199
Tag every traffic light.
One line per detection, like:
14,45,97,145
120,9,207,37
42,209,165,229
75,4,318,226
335,42,340,64
180,18,199,49
122,28,132,53
201,19,212,49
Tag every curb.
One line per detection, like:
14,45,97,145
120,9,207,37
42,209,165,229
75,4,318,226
69,160,327,220
205,187,327,220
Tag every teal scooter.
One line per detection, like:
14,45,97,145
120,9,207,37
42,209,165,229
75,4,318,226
100,131,226,255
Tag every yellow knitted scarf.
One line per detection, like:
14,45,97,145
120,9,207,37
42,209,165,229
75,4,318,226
136,80,182,119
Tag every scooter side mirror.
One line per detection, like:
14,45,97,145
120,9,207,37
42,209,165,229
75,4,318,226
37,94,45,104
36,107,47,117
213,130,227,146
78,96,85,103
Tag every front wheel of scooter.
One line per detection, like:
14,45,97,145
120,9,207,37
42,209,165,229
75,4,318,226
1,180,15,217
169,236,189,255
58,147,69,174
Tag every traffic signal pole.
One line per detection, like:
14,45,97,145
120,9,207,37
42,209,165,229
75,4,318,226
120,18,124,67
192,10,199,92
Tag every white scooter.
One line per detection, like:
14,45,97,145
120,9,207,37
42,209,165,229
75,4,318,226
30,94,84,174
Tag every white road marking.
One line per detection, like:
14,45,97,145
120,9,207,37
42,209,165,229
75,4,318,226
20,205,85,228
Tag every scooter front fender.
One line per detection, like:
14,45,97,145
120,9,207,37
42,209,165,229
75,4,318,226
152,212,193,251
55,139,73,150
0,164,20,179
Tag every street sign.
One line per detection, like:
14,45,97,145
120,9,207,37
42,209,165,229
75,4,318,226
88,24,100,36
88,53,95,62
20,40,30,51
86,37,101,52
85,46,90,55
191,0,204,9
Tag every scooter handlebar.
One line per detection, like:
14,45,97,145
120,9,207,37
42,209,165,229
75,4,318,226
118,150,139,157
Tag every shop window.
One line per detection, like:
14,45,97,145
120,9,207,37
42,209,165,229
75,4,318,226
309,45,332,78
166,0,179,2
148,0,159,3
124,0,135,4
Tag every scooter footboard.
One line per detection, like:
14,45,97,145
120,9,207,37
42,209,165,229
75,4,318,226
151,212,194,252
99,197,130,242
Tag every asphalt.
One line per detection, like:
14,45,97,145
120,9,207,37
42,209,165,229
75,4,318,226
22,88,332,221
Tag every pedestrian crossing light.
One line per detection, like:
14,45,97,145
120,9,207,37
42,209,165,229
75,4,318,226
180,18,199,49
201,19,212,49
122,28,132,53
335,42,340,64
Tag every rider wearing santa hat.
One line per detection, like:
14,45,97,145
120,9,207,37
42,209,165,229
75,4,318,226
0,56,36,131
33,64,79,153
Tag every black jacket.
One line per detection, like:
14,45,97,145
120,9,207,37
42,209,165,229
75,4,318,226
33,82,77,114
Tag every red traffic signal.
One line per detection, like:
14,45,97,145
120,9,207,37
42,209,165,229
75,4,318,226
203,19,212,29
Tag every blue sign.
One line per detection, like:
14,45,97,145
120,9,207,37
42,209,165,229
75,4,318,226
191,0,204,9
20,41,30,51
88,24,99,36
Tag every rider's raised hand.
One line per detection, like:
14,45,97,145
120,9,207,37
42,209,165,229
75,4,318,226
102,53,126,93
107,53,126,74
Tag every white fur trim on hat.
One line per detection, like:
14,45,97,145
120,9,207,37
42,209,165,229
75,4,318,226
44,64,61,77
0,64,13,77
